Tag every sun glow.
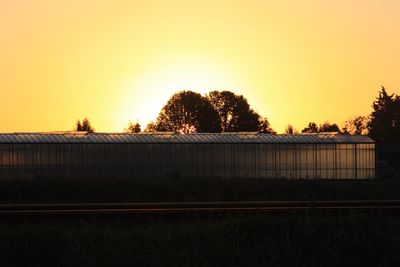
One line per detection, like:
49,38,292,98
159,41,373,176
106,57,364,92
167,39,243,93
114,57,244,131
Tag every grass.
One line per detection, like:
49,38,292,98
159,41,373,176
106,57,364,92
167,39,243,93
2,177,400,266
1,214,400,267
0,176,400,203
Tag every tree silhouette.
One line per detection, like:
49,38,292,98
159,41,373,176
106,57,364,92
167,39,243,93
258,117,275,134
144,121,157,132
319,121,340,133
301,122,319,133
155,91,221,133
368,86,400,142
75,117,94,133
75,120,83,131
343,116,369,135
124,121,141,133
285,124,297,134
207,91,260,132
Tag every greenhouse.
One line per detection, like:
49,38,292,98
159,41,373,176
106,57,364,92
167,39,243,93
0,132,375,179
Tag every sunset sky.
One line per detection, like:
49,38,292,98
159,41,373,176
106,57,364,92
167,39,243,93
1,0,400,133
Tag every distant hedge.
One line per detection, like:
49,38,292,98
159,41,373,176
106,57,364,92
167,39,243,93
1,177,400,204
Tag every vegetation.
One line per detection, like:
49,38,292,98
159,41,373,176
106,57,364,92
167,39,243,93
124,121,141,133
368,86,400,142
1,214,400,267
144,121,157,132
318,121,340,132
300,121,341,134
301,122,319,133
343,115,370,135
297,86,400,138
152,90,274,133
155,91,222,133
285,124,298,134
303,86,400,140
1,177,400,204
207,90,261,132
122,86,399,141
75,117,95,133
258,117,275,133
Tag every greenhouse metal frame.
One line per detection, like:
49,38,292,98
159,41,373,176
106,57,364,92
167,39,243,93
0,132,375,179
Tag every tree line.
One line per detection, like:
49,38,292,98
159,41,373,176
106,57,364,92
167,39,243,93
150,90,273,134
75,86,400,142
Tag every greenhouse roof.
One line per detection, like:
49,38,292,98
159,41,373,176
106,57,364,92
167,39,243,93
0,132,375,144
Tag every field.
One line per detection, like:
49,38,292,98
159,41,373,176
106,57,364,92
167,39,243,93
1,176,400,203
2,177,400,266
1,213,399,267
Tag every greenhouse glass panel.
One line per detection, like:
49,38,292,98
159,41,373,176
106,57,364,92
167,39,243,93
0,132,375,179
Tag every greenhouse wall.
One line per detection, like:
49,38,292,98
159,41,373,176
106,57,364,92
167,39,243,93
0,133,375,179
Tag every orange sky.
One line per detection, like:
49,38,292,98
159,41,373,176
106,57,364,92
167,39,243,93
1,0,400,133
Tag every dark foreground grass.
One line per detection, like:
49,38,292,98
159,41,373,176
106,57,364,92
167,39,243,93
1,214,400,267
1,177,400,203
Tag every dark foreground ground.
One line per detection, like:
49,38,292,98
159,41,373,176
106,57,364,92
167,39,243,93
1,176,400,203
1,214,400,267
2,177,400,266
